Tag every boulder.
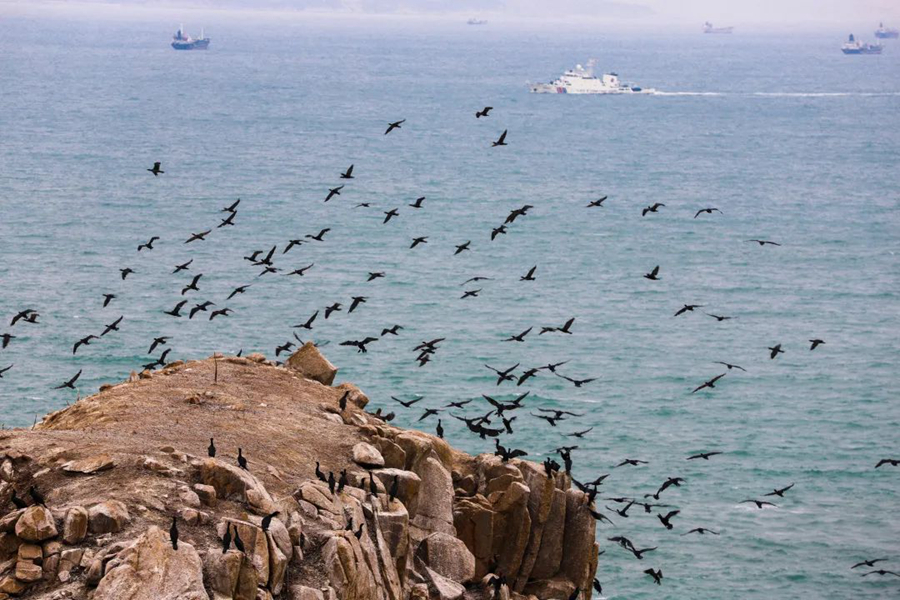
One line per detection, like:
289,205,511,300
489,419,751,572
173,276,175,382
89,501,130,534
290,586,325,600
372,468,421,518
14,506,57,542
63,506,89,544
522,576,576,600
93,526,209,600
0,510,23,534
198,459,276,513
528,488,567,580
415,532,475,584
352,443,384,468
333,383,369,409
560,490,596,591
452,496,494,578
218,519,269,591
322,532,378,600
490,482,531,583
17,542,41,561
0,532,21,561
285,343,337,386
410,457,455,541
204,548,242,600
416,556,465,600
0,575,26,595
15,560,43,582
61,454,115,474
373,437,406,470
193,484,217,507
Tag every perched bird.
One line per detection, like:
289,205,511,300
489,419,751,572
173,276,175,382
520,266,537,281
147,162,164,176
768,344,785,359
475,106,492,118
687,451,723,460
261,511,280,532
491,129,508,147
207,438,216,458
222,524,232,553
385,119,405,135
368,472,378,497
642,203,665,216
232,526,245,554
340,164,355,179
674,304,704,317
567,588,580,600
587,196,607,207
691,374,726,394
409,196,425,208
764,483,795,497
169,516,179,550
324,185,344,202
389,475,399,501
54,369,83,389
173,259,193,274
10,490,27,509
644,266,661,281
694,207,722,218
436,419,444,439
28,486,46,506
747,239,781,246
809,339,825,351
137,237,159,252
237,448,248,470
315,461,327,482
851,558,888,569
657,510,680,530
644,568,663,585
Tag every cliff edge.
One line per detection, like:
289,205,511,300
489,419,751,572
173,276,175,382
0,346,599,600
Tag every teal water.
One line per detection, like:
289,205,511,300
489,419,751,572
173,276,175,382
1,11,899,598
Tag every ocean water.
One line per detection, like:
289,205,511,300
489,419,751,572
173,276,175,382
1,10,899,598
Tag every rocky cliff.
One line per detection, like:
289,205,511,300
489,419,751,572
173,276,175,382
0,346,599,600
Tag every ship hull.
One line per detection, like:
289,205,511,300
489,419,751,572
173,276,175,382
172,39,210,50
841,47,882,54
875,31,899,39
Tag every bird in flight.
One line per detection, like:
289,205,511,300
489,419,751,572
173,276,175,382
454,241,471,255
185,230,211,244
218,212,236,228
741,499,777,509
384,119,405,135
324,185,344,202
714,361,746,372
642,203,665,216
410,236,428,249
182,274,202,295
227,285,250,300
324,303,342,319
768,344,785,359
747,239,781,246
189,301,215,319
120,268,134,280
491,225,507,240
137,237,159,252
222,198,240,213
73,335,98,354
682,528,719,536
164,300,188,317
694,207,722,218
1,334,15,349
409,196,425,209
485,363,519,385
10,310,37,326
875,458,899,468
147,162,164,176
101,316,123,336
555,373,597,388
687,451,723,460
306,228,331,242
148,337,169,354
348,296,367,313
102,293,116,308
172,259,192,274
644,568,663,585
587,196,607,207
294,311,318,330
340,337,378,353
285,264,315,277
540,317,575,335
503,327,532,342
705,313,734,322
851,558,888,569
809,339,825,351
764,483,795,497
674,304,704,317
475,106,492,118
340,164,355,179
520,266,537,281
691,374,726,394
860,570,900,578
491,129,508,147
55,369,83,389
383,208,399,224
209,308,232,321
0,364,13,378
657,510,680,530
461,289,481,299
392,395,423,408
644,266,660,281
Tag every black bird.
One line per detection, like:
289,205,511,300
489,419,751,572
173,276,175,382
22,313,39,324
354,203,371,208
169,516,179,550
691,374,726,394
644,568,663,585
860,570,900,577
649,477,685,500
491,129,508,147
491,225,507,240
218,212,236,228
485,363,519,385
446,399,472,409
261,511,280,532
764,483,795,497
409,196,425,208
295,311,318,330
101,316,123,336
10,490,27,509
616,458,648,468
875,459,899,468
539,360,570,372
567,588,580,600
436,419,444,438
541,317,575,335
232,526,245,554
461,276,493,286
809,338,825,351
674,304,704,317
338,470,347,493
608,501,635,518
165,300,188,317
172,259,193,274
475,106,492,118
631,547,657,560
741,499,777,509
851,558,889,569
54,369,82,389
222,524,232,553
694,207,722,218
682,528,719,536
367,272,385,282
418,408,442,421
389,475,399,501
283,239,304,255
555,373,597,388
285,264,315,277
338,391,349,411
10,310,36,326
100,294,116,308
354,523,364,539
348,296,367,313
120,268,134,280
244,250,263,263
410,236,428,249
503,327,532,342
381,325,403,336
306,228,331,242
687,451,723,460
275,341,294,357
568,427,594,438
73,335,98,355
586,506,615,525
587,196,607,207
227,285,251,300
142,349,171,371
147,161,164,176
643,266,660,280
223,198,240,212
705,313,734,322
714,361,746,372
385,119,405,135
340,337,378,354
657,510,680,530
237,448,248,470
383,208,399,224
1,334,16,349
593,579,603,595
208,438,216,458
495,439,527,462
209,308,232,321
642,203,665,216
340,164,354,179
520,266,537,281
185,230,211,244
315,461,327,482
768,344,785,359
189,301,215,319
454,241,471,255
324,186,344,202
517,367,539,386
325,303,342,319
368,472,378,497
505,205,533,224
747,239,781,246
392,395,423,408
0,364,13,378
28,486,46,506
138,236,159,252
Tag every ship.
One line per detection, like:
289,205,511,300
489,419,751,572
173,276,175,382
467,18,488,25
875,22,899,39
171,25,210,50
703,22,734,34
530,60,656,95
841,34,883,54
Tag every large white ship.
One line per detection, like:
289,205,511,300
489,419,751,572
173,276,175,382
529,61,656,95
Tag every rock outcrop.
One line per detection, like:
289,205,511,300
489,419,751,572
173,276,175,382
0,351,598,600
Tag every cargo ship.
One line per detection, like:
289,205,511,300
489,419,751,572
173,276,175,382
841,34,883,54
875,23,899,39
171,25,210,50
703,22,734,34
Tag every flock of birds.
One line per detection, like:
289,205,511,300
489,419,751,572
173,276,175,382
1,105,898,597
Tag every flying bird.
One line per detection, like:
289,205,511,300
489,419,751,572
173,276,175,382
185,230,211,244
747,239,781,246
475,106,492,118
687,451,723,460
120,268,134,280
454,241,471,255
809,338,825,350
768,344,785,359
410,236,428,249
851,559,889,569
587,196,607,207
491,225,507,240
54,369,83,389
503,327,532,342
147,162,164,176
222,198,240,212
340,164,355,179
0,364,12,378
642,203,665,216
384,119,405,135
172,259,192,274
137,237,159,252
691,374,726,394
674,304,704,317
101,316,123,336
383,208,399,224
306,228,331,242
73,335,98,354
764,483,795,497
227,285,251,300
741,499,777,509
714,361,746,372
102,294,116,308
644,266,660,281
520,266,537,281
164,300,188,318
694,207,722,218
324,185,344,202
491,129,508,147
644,568,663,585
182,274,202,295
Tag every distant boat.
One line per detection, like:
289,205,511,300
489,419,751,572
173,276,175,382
703,22,734,34
874,22,899,39
841,33,883,55
171,25,210,50
467,18,488,26
530,60,656,95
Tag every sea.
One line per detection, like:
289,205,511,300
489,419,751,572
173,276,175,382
1,7,899,598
